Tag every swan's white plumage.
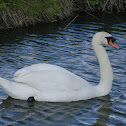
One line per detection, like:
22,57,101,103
13,64,91,101
0,32,118,102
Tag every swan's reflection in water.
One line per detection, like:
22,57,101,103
0,96,111,125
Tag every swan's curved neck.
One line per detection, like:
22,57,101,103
93,43,113,96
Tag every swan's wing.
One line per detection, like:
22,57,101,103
13,70,89,92
14,63,69,79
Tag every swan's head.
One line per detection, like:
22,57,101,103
92,32,119,48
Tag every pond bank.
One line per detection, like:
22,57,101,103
0,0,126,30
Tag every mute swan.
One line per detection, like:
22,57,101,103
0,32,119,102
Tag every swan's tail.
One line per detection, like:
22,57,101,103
0,77,11,87
0,77,13,95
0,77,39,100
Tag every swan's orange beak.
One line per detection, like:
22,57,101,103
109,39,119,49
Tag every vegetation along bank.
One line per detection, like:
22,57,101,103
0,0,126,30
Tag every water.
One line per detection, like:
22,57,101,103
0,13,126,125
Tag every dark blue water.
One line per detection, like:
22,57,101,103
0,13,126,125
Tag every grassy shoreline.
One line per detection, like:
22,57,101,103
0,0,126,30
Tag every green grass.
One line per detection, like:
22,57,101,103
0,0,73,29
0,0,125,29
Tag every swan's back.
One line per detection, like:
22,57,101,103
13,63,90,92
14,63,71,78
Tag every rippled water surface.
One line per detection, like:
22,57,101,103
0,13,126,125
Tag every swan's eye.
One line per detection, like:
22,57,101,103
105,36,116,44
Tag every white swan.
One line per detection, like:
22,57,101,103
0,32,119,102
